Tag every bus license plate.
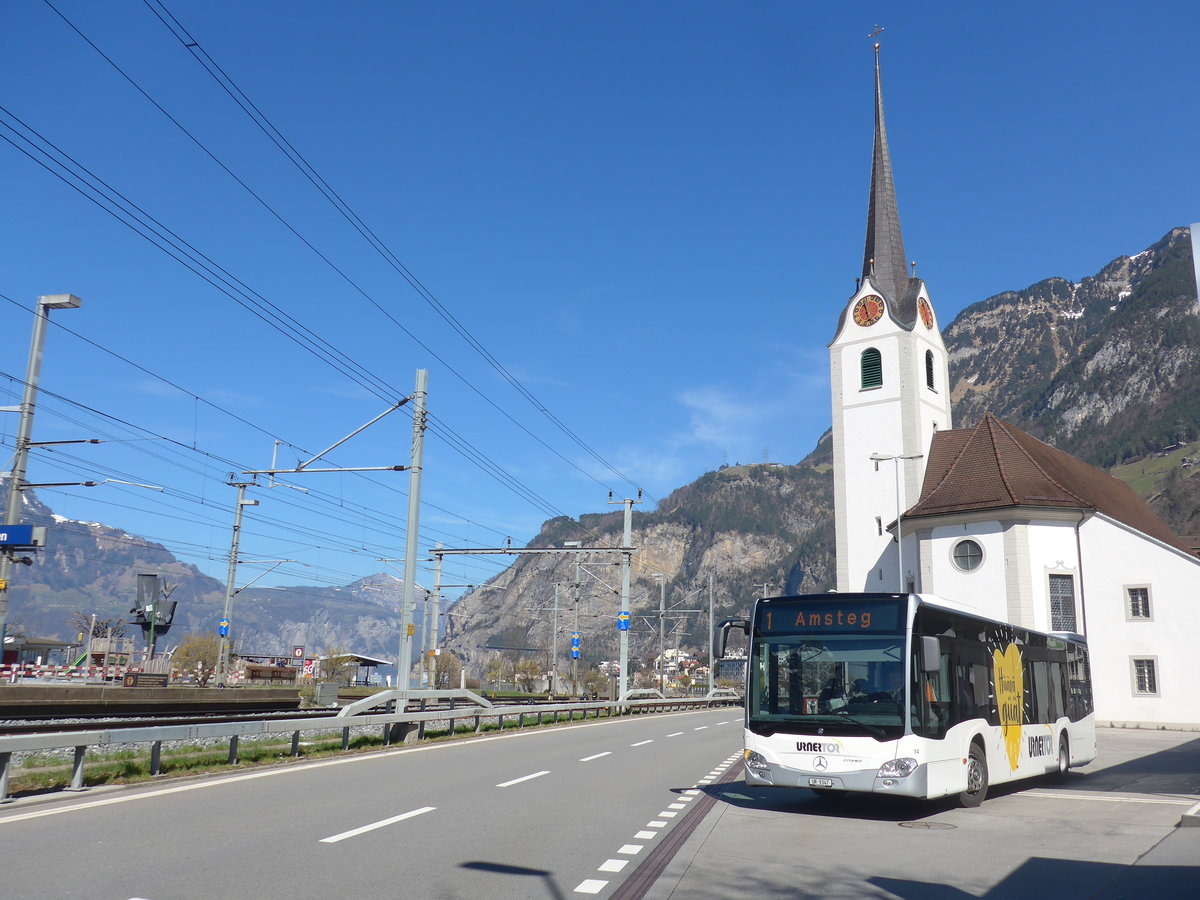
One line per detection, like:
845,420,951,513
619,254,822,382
808,777,834,788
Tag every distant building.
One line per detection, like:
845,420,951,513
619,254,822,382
830,47,1200,727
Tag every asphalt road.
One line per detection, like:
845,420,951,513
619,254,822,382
0,707,742,899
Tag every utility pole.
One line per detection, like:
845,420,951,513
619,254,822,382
216,481,257,686
426,543,443,688
573,557,581,694
551,581,560,694
708,573,714,693
657,574,667,694
398,369,428,689
609,490,641,701
0,294,81,658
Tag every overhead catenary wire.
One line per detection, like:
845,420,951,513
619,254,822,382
139,0,654,506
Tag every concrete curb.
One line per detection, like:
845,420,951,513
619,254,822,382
1179,800,1200,827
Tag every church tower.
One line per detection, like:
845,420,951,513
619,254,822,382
829,44,952,593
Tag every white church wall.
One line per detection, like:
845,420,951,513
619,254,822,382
1076,516,1200,726
920,520,1008,621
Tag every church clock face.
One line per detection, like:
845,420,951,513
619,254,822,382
852,294,885,327
918,298,934,329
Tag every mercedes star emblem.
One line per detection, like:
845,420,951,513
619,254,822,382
813,756,828,772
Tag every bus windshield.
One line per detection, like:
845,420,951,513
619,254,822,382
748,596,907,739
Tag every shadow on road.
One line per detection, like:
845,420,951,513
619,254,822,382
873,855,1198,900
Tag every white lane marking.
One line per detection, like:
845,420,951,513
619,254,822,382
697,779,713,784
647,820,668,828
1021,791,1196,806
320,806,435,843
575,879,608,894
684,789,700,795
631,740,654,747
580,752,612,762
617,844,644,855
497,770,550,788
668,802,687,810
634,830,657,839
599,859,629,872
657,810,678,818
717,720,730,725
694,726,709,731
667,732,684,737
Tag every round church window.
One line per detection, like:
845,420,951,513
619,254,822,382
952,539,983,572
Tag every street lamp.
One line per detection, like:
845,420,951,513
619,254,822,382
0,294,82,656
870,452,924,592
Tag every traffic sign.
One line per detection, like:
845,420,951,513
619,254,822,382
617,611,630,631
292,645,305,659
571,632,581,648
218,619,230,636
571,648,580,659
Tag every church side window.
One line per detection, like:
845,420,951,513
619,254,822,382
952,539,982,572
1131,658,1159,696
861,348,882,389
925,350,935,390
1048,574,1077,632
1126,586,1152,620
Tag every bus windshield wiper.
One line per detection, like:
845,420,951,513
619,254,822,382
830,708,887,738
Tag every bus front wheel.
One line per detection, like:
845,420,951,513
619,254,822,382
958,744,988,807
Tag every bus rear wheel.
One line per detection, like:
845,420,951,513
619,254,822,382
1053,735,1070,783
958,744,988,807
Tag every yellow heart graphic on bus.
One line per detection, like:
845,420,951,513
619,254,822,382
993,643,1023,771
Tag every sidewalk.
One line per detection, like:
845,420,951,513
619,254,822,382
644,738,1200,899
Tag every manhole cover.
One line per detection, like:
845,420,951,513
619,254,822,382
898,821,956,830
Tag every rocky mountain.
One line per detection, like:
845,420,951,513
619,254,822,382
3,488,416,662
8,228,1199,677
444,227,1200,674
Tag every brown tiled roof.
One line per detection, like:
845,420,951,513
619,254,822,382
906,414,1192,553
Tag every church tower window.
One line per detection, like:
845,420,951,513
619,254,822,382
861,348,883,389
925,350,935,390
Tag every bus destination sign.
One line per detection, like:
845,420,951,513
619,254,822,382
760,598,902,634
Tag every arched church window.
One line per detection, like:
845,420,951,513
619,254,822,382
925,350,935,390
861,348,882,389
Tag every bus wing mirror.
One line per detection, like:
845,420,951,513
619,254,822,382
716,618,749,659
920,636,941,673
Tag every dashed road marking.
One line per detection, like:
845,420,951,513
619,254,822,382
617,844,644,855
631,740,654,747
580,752,612,762
496,770,550,788
599,858,629,872
320,806,435,843
575,879,607,894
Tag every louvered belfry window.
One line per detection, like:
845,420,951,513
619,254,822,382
925,350,935,390
1049,574,1077,632
861,348,883,388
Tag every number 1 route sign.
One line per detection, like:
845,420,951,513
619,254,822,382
617,611,630,631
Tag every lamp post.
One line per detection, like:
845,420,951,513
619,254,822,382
0,294,82,659
870,452,924,592
653,573,666,694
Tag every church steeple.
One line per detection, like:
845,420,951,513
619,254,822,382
862,43,909,305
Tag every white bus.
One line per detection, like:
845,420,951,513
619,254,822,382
718,592,1096,806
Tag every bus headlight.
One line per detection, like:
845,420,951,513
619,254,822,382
744,750,770,771
877,757,918,778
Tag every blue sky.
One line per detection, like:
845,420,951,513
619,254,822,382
2,1,1196,600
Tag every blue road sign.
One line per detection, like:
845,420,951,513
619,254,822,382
617,611,630,631
571,649,580,659
0,525,34,547
571,632,581,648
218,619,230,636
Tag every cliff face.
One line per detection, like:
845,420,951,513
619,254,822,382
443,464,834,674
